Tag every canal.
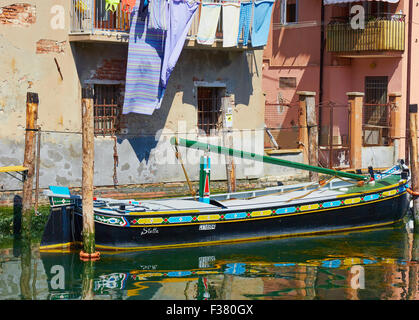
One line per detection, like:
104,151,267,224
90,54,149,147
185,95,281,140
0,213,417,300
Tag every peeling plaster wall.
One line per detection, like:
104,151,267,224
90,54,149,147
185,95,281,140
0,0,80,190
0,0,296,192
74,46,268,185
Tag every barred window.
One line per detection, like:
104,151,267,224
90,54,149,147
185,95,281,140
363,76,390,146
197,87,223,136
93,84,123,136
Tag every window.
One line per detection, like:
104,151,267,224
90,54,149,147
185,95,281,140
279,77,297,89
363,76,390,146
93,84,123,135
197,87,224,136
281,0,298,25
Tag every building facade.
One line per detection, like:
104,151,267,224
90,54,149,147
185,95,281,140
263,0,417,170
0,0,283,194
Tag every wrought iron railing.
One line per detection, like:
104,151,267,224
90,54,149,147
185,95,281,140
362,103,392,146
326,13,405,52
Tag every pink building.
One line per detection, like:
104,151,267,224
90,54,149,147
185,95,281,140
263,0,417,170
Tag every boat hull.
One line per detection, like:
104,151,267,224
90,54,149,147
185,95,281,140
40,184,410,251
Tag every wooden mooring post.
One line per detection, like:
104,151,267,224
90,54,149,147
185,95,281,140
408,104,419,232
222,96,236,193
80,87,99,260
297,91,318,182
21,92,39,239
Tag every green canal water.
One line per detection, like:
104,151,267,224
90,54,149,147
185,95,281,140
0,207,417,300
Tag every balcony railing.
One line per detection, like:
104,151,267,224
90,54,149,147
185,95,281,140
326,14,405,53
70,0,233,43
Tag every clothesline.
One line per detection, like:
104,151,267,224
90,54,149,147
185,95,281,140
122,0,275,115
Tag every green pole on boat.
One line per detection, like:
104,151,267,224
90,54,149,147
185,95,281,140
170,137,367,182
199,155,211,203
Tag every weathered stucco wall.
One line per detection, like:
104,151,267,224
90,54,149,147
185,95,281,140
0,0,274,191
0,0,81,190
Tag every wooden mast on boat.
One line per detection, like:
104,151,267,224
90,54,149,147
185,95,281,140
170,137,367,182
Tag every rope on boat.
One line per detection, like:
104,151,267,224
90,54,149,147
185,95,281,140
286,176,335,202
406,188,419,197
172,139,196,199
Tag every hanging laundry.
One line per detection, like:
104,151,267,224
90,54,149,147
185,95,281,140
196,3,222,45
222,1,241,47
161,0,199,88
105,0,121,12
121,0,137,13
123,0,167,115
75,0,89,13
251,0,275,47
237,1,252,46
149,0,169,30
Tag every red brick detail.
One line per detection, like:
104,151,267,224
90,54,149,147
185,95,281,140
36,39,66,54
93,59,127,81
0,3,36,26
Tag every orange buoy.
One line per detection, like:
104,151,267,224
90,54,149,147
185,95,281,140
79,250,100,261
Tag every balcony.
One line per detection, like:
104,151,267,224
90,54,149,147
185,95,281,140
70,0,248,49
326,14,405,57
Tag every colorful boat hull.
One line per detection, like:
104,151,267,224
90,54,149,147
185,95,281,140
40,179,410,251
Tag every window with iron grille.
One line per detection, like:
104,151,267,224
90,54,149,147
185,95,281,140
197,87,223,136
93,84,123,135
363,76,390,146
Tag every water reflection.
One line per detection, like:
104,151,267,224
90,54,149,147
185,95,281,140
1,223,417,300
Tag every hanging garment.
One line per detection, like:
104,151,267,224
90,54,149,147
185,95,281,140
75,0,89,13
161,0,199,88
251,0,275,47
121,0,137,13
222,2,241,47
123,0,167,115
196,3,221,45
148,0,169,30
105,0,121,12
236,1,252,46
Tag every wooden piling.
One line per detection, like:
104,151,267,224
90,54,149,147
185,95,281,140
34,126,41,215
222,96,236,193
81,87,97,257
297,91,318,181
21,92,39,239
408,104,419,231
347,92,364,170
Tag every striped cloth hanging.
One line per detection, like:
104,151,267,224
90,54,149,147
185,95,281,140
123,1,167,115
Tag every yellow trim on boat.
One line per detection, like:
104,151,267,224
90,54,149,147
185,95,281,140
135,217,164,225
0,165,28,173
126,192,406,228
299,204,319,211
336,180,405,198
251,210,272,217
197,214,220,222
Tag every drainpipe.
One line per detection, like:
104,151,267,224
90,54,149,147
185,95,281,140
406,0,413,164
319,1,325,133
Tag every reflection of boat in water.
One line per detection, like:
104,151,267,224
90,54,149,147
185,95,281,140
39,137,411,251
39,224,415,300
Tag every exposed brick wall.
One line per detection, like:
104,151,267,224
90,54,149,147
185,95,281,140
0,3,36,26
93,59,127,81
36,39,66,54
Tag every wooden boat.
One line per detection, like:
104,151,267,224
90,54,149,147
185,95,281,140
39,138,411,252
